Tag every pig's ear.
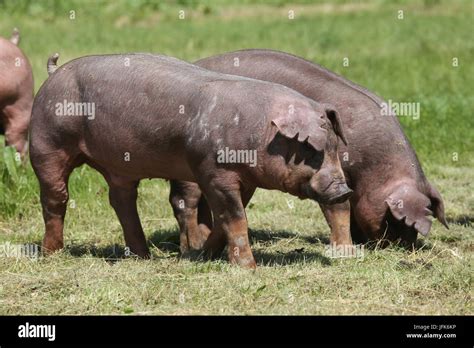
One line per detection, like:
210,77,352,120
384,183,433,236
271,108,327,152
10,28,20,46
427,183,449,229
324,105,348,146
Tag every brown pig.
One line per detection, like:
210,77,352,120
0,28,34,156
31,53,351,268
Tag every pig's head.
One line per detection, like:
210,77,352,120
352,179,448,246
269,101,352,205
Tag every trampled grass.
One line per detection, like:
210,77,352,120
0,0,472,315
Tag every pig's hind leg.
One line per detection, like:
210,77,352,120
106,176,149,258
30,150,82,255
84,161,150,258
169,180,212,253
3,99,31,157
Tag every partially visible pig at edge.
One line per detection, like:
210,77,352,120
0,28,34,157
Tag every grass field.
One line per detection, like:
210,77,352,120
0,0,472,315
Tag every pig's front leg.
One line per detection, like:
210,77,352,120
199,178,257,269
319,201,353,245
169,180,212,253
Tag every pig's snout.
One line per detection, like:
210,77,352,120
306,167,352,204
325,182,352,204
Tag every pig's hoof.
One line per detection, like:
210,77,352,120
128,249,150,259
41,241,64,256
329,240,354,249
230,256,257,269
187,239,207,251
181,224,211,252
329,235,353,246
179,244,190,254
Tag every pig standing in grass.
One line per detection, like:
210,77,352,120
170,49,448,252
31,53,351,268
0,28,34,156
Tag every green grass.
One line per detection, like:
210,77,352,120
0,0,472,315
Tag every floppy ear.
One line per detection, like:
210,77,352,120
384,183,433,236
324,105,348,146
427,183,449,229
271,106,327,151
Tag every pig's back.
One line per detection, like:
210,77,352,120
31,53,313,181
35,52,313,140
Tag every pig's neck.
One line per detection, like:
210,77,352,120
349,156,429,205
251,152,308,199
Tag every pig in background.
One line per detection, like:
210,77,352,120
0,28,33,157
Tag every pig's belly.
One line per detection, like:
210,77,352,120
80,139,197,182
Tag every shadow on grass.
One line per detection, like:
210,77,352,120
253,249,332,266
148,228,180,252
446,214,473,227
361,237,433,251
154,228,332,266
67,242,131,261
63,228,181,262
180,246,332,267
248,228,332,265
249,228,330,245
60,224,425,264
176,228,332,266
